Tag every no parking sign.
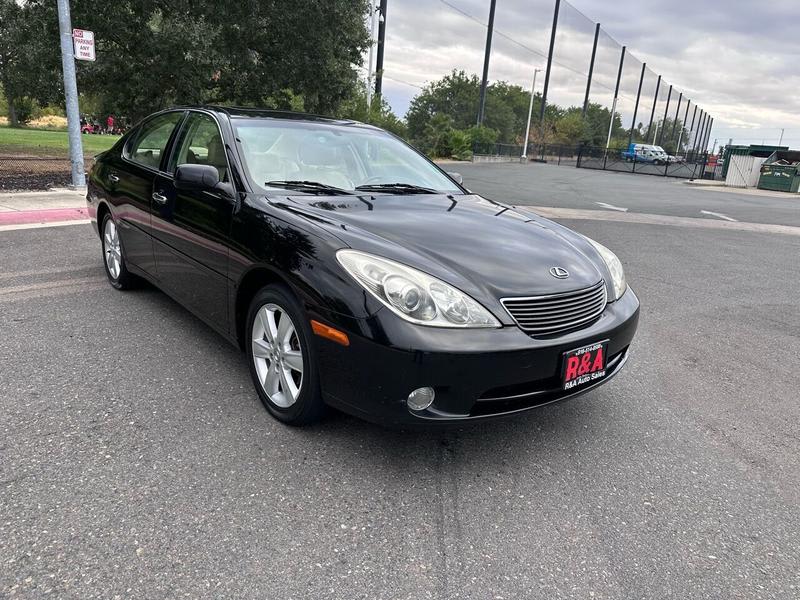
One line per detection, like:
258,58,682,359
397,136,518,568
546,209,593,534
72,29,95,61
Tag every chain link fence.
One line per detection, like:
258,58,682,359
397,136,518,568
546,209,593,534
0,155,76,191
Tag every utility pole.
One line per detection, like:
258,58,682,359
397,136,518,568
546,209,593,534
365,2,378,113
538,0,561,131
56,0,85,188
374,0,388,100
521,67,542,160
476,0,497,125
779,128,785,146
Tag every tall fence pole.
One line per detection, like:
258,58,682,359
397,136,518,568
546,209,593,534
628,61,646,146
538,0,561,131
693,111,706,154
605,45,625,149
669,92,682,144
476,0,497,125
676,99,690,154
687,104,698,155
582,22,600,117
522,68,541,160
374,0,388,99
56,0,85,188
703,117,714,153
646,74,660,142
657,84,672,146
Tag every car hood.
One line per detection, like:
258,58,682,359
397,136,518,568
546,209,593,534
274,193,608,310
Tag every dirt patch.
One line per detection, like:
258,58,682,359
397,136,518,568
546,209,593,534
0,154,81,191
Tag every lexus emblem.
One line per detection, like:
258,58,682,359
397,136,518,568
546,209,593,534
549,266,570,279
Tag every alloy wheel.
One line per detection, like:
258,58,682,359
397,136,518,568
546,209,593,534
104,218,122,280
251,303,304,408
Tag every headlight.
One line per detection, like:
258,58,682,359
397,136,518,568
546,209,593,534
336,250,500,328
584,236,627,300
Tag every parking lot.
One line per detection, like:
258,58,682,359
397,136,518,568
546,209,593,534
2,163,799,598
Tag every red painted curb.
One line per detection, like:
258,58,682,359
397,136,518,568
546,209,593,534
0,207,89,226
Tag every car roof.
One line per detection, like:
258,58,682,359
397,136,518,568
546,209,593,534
176,105,375,129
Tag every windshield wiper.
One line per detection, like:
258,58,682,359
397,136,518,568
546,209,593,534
355,183,437,194
265,180,350,195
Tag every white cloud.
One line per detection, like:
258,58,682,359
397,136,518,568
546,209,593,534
368,0,800,146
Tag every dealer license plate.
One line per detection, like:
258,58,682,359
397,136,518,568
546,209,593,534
562,340,609,391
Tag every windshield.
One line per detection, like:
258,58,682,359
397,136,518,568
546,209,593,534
232,118,462,194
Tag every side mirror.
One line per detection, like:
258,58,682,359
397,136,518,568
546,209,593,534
448,172,464,185
175,164,220,191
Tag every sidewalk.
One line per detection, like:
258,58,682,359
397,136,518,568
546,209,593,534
684,179,799,198
0,188,88,229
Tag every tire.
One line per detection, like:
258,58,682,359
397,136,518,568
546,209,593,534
246,284,325,425
654,159,662,166
101,212,135,290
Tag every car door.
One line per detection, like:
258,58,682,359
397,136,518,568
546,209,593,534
150,111,234,334
106,111,184,274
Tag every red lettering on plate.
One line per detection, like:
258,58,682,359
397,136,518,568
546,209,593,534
591,347,604,372
565,356,580,380
578,352,593,375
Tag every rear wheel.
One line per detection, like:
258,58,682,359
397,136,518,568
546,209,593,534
246,284,325,425
101,212,134,290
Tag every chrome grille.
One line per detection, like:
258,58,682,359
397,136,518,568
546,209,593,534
501,281,607,335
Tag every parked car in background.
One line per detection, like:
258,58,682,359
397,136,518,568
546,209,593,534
86,106,639,427
620,143,669,165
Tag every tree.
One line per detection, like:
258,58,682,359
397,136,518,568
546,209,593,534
406,70,542,145
406,70,481,142
336,89,408,138
0,0,61,125
641,117,689,153
8,0,370,123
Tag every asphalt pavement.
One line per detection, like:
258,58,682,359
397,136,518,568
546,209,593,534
1,165,799,599
455,161,800,227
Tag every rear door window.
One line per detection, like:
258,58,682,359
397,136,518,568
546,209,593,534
126,112,183,170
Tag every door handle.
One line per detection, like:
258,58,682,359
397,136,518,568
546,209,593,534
152,192,168,205
108,174,120,183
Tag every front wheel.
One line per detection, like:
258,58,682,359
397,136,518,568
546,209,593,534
246,284,325,425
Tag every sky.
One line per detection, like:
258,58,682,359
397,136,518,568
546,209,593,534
364,0,800,149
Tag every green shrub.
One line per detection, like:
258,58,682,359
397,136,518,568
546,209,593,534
448,129,472,161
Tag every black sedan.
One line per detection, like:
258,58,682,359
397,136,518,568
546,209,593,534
87,106,639,426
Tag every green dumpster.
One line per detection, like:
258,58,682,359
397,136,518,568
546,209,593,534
758,164,800,192
757,150,800,192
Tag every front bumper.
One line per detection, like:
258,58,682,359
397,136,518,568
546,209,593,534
311,288,640,426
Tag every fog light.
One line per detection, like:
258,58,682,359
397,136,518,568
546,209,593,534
407,387,435,411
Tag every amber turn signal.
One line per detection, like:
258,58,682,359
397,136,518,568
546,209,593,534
310,320,350,346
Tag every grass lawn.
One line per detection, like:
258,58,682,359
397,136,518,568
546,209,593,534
0,125,120,157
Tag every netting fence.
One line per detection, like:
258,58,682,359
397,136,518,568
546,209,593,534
377,0,714,176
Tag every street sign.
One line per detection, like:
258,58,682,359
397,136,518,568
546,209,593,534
72,28,95,61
